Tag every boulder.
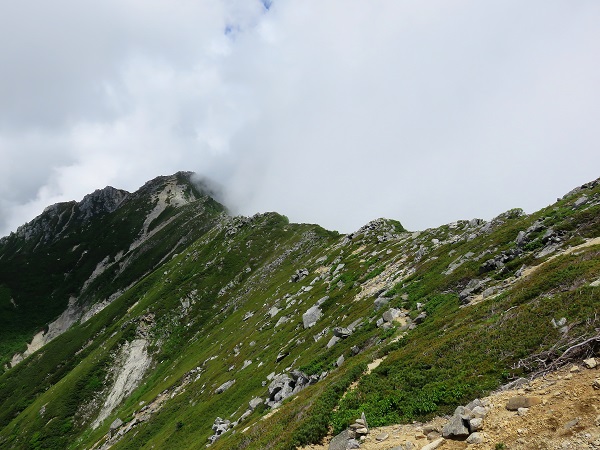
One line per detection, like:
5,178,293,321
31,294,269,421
413,311,427,324
583,358,597,369
442,407,470,438
466,432,483,444
327,336,341,348
302,305,323,329
215,379,235,394
328,430,352,450
290,268,309,282
333,327,352,338
208,417,231,444
469,417,483,431
110,418,123,431
249,397,263,410
266,374,294,407
382,308,401,323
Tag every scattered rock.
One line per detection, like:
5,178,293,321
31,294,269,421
215,380,235,394
276,351,289,362
469,417,483,431
208,417,230,444
583,358,597,369
290,268,309,283
327,336,341,348
328,430,352,450
303,304,323,329
421,438,445,450
413,311,427,324
333,327,352,338
375,432,389,441
249,397,262,410
442,407,470,438
592,379,600,390
466,432,483,444
336,355,345,367
382,308,401,323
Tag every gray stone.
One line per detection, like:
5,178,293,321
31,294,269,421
375,432,389,441
327,336,341,348
333,327,352,338
382,308,401,323
328,430,352,450
413,311,427,324
215,379,235,394
469,417,483,431
110,418,123,431
466,432,483,444
346,439,361,449
249,397,263,410
266,374,294,407
574,195,588,208
465,398,483,410
471,406,488,418
336,355,345,367
290,268,309,282
302,305,323,329
442,414,469,438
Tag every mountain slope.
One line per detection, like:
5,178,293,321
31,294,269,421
0,174,598,450
0,171,225,369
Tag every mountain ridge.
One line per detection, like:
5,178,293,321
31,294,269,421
0,172,598,450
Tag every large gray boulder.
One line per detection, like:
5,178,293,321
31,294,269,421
302,305,323,329
328,430,352,450
442,406,470,438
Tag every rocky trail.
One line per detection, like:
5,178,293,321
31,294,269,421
302,358,600,450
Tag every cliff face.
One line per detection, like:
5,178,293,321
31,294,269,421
0,174,598,450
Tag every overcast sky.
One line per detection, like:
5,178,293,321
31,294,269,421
1,1,599,237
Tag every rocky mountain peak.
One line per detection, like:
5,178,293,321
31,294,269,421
78,186,129,222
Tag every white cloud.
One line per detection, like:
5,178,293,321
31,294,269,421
1,1,600,236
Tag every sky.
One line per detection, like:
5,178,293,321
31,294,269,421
1,1,600,237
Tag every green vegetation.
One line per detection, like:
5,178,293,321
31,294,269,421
0,173,598,449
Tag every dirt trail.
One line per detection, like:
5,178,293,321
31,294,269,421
301,362,600,450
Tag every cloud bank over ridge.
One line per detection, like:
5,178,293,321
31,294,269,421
1,1,600,236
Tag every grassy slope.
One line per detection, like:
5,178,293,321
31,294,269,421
0,178,598,450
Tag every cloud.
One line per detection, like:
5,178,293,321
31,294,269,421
1,1,600,236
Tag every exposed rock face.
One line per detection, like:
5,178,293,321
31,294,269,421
78,187,128,222
93,339,151,428
10,296,85,367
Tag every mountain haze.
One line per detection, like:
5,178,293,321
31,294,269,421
0,172,599,449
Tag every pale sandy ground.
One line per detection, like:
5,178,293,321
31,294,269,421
300,362,600,450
